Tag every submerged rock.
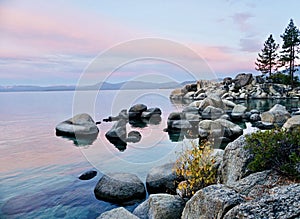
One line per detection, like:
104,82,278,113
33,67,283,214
94,173,146,205
79,170,97,180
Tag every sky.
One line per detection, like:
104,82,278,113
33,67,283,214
1,0,300,86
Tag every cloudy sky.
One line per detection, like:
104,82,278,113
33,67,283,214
1,0,300,85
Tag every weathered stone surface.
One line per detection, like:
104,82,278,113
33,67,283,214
146,162,177,194
261,104,291,125
201,106,224,119
133,194,185,219
199,94,225,111
170,88,186,99
249,113,261,122
221,135,252,185
171,120,192,130
182,184,244,219
94,173,146,204
283,115,300,130
105,120,127,146
129,104,147,119
126,131,142,143
97,207,139,219
141,107,162,119
56,113,99,136
224,184,300,219
231,104,247,119
234,73,253,89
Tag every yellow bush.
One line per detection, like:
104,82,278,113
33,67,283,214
173,140,217,198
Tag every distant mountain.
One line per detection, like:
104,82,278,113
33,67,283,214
0,81,183,92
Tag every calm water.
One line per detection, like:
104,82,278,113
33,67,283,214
1,90,299,219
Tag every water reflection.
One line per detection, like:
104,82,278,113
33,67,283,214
56,133,98,146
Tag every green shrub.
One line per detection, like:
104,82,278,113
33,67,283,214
173,140,217,197
245,128,300,180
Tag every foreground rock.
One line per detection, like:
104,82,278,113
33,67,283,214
94,173,146,204
56,113,99,137
146,163,177,194
133,194,185,219
261,104,291,125
97,207,139,219
225,184,300,219
182,184,244,219
221,135,252,185
283,115,300,130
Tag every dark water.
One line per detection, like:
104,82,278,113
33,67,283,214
1,90,299,218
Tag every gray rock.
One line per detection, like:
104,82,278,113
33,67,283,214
249,113,261,122
234,73,253,89
97,207,139,219
170,88,186,99
126,131,142,143
146,162,177,194
261,104,291,125
141,108,162,119
105,120,127,142
199,94,225,111
94,173,146,204
133,194,185,219
129,104,147,119
224,184,300,219
283,115,300,130
56,113,99,136
221,135,252,185
201,106,224,119
79,170,97,180
231,104,247,119
182,184,244,219
171,120,192,130
182,106,199,115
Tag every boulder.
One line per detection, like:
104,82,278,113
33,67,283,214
221,135,252,185
182,106,199,115
97,207,139,219
171,120,192,130
249,113,261,122
224,184,300,219
231,104,247,120
198,94,225,111
56,113,99,137
94,173,146,204
146,162,177,194
201,106,224,119
283,115,300,130
261,104,291,125
141,108,162,119
170,88,186,99
234,73,253,89
133,194,185,219
105,120,127,148
214,119,243,140
129,104,147,119
78,170,97,180
126,131,142,143
182,184,244,219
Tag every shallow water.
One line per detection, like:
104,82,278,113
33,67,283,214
1,90,299,218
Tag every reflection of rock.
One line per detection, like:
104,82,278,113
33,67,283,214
56,113,99,146
79,170,97,180
94,173,146,205
56,113,99,137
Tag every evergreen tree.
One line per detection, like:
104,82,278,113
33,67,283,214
255,34,279,76
279,19,300,88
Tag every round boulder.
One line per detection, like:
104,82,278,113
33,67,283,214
129,104,147,119
94,173,146,204
146,162,177,194
56,113,99,137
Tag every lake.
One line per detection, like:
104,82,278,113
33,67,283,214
1,90,299,218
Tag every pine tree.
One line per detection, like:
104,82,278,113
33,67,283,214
255,34,279,76
279,19,300,88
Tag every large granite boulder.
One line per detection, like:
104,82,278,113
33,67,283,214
133,194,185,219
182,184,244,219
231,104,247,120
221,135,252,185
105,120,127,149
170,88,187,99
97,207,139,219
94,173,146,204
261,104,291,125
224,184,300,219
56,113,99,137
146,162,177,194
283,115,300,130
198,94,225,111
201,106,224,119
234,73,253,89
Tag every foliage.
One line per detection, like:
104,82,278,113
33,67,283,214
245,128,300,180
173,140,217,198
279,19,300,87
255,34,279,75
269,72,300,86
